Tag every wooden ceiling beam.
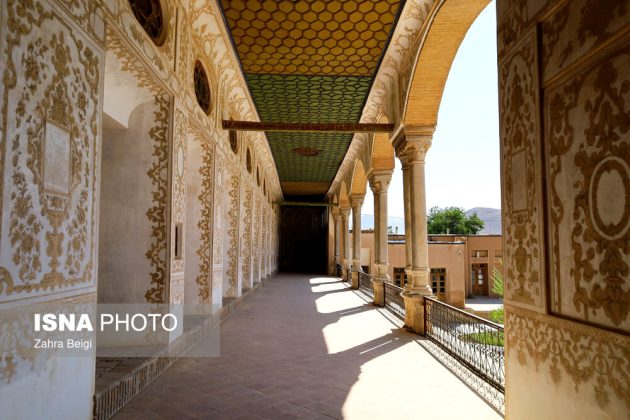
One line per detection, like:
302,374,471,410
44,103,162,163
222,120,394,133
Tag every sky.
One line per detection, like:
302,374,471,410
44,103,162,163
362,1,500,218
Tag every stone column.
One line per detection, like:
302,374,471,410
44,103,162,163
394,126,434,334
402,165,413,281
332,209,341,265
340,207,351,280
350,195,364,289
370,171,392,306
373,184,381,266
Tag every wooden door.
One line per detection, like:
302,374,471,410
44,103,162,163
431,268,446,301
471,263,488,296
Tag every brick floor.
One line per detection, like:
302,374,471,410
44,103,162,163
114,274,502,419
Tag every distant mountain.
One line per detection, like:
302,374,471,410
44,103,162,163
465,207,502,235
358,208,501,235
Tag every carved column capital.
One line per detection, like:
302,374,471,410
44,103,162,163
369,170,393,194
349,194,365,210
393,125,434,167
339,206,351,221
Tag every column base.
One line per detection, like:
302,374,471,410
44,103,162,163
404,266,412,288
402,291,432,335
351,267,360,289
405,268,432,296
341,260,351,282
374,263,390,284
372,279,384,306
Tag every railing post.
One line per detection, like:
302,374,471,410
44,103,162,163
423,297,427,336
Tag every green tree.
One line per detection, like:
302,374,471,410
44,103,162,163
426,206,485,235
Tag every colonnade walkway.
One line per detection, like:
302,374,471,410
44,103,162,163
115,274,502,419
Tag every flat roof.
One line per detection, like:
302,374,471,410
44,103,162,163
360,230,502,237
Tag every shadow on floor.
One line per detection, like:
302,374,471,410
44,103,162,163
114,273,500,420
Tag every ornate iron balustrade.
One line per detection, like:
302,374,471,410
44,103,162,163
384,282,405,320
424,297,505,393
358,271,373,297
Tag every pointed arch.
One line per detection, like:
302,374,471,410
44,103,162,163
339,182,350,208
403,0,490,127
370,114,395,172
349,159,368,197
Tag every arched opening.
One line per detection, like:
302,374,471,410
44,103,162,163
388,0,499,309
357,115,396,278
339,181,350,210
347,159,368,272
98,42,170,305
184,126,217,310
370,115,395,173
403,0,490,127
349,158,368,197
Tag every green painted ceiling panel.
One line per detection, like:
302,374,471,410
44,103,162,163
246,74,371,124
266,132,352,182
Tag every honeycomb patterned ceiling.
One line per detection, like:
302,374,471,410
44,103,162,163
219,0,404,196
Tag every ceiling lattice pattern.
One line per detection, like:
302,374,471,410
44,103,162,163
267,132,352,182
219,0,404,195
246,74,371,124
222,0,400,76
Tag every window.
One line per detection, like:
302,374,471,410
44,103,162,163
431,268,446,300
194,60,211,114
393,267,407,287
472,250,488,258
229,130,238,154
128,0,166,46
174,223,183,260
246,148,252,173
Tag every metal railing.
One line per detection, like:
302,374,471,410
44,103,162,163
424,297,505,392
358,271,373,297
384,282,405,320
